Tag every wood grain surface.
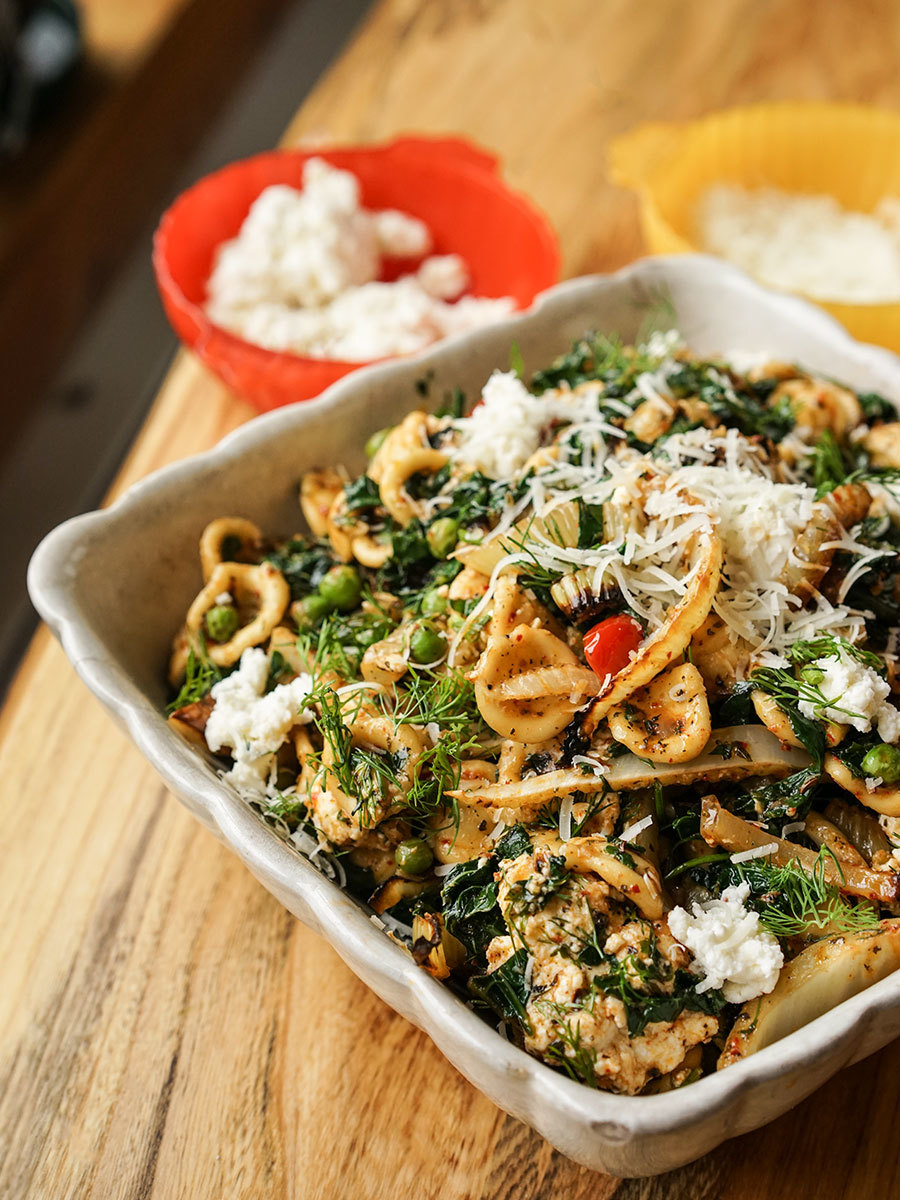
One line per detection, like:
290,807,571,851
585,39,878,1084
5,1,900,1197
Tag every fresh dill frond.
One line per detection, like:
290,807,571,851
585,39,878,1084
806,429,850,498
751,664,866,724
534,792,614,836
850,465,900,495
309,686,354,796
544,1021,601,1088
384,669,489,825
393,668,481,732
299,597,395,679
786,633,886,676
807,430,900,500
347,745,398,826
746,663,870,769
254,792,308,834
743,847,879,939
166,637,224,714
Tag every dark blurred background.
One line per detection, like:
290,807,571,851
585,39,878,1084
0,0,371,694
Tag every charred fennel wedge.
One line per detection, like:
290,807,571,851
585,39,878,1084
447,726,812,811
719,921,900,1068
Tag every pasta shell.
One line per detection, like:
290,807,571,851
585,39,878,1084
198,517,262,582
607,662,711,764
473,623,586,742
580,525,723,730
825,753,900,818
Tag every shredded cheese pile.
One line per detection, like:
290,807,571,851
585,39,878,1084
453,352,875,669
698,185,900,304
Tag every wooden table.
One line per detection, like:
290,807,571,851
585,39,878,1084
5,1,900,1196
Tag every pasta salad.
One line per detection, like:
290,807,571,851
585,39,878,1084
167,330,900,1094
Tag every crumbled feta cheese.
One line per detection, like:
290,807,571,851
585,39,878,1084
371,207,431,257
668,882,784,1004
878,702,900,743
796,647,899,741
417,253,469,300
205,158,513,361
204,647,314,799
210,169,378,311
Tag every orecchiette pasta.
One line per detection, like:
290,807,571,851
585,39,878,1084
199,516,262,581
379,447,449,526
177,559,289,674
579,522,723,731
607,662,711,763
300,469,344,539
473,623,589,741
166,332,900,1098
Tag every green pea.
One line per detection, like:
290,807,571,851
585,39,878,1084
319,564,362,612
395,838,434,875
801,665,825,686
365,427,392,459
426,517,460,559
861,743,900,784
409,621,446,664
420,588,449,616
204,604,239,643
291,593,333,630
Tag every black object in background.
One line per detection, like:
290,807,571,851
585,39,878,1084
0,0,81,156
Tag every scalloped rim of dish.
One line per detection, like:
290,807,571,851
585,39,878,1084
28,255,900,1178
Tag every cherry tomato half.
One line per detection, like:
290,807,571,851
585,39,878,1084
583,614,643,679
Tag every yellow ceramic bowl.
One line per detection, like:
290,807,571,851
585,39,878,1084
610,101,900,352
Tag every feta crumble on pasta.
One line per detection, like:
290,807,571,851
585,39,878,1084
668,883,784,1004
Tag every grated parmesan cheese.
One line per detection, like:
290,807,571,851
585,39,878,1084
698,185,900,304
514,419,869,663
730,843,780,864
619,814,653,843
558,796,575,842
781,820,806,836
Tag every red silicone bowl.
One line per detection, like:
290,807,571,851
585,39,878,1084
152,136,561,412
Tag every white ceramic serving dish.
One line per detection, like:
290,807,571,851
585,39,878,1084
28,256,900,1178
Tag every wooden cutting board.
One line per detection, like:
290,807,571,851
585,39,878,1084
4,1,900,1196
